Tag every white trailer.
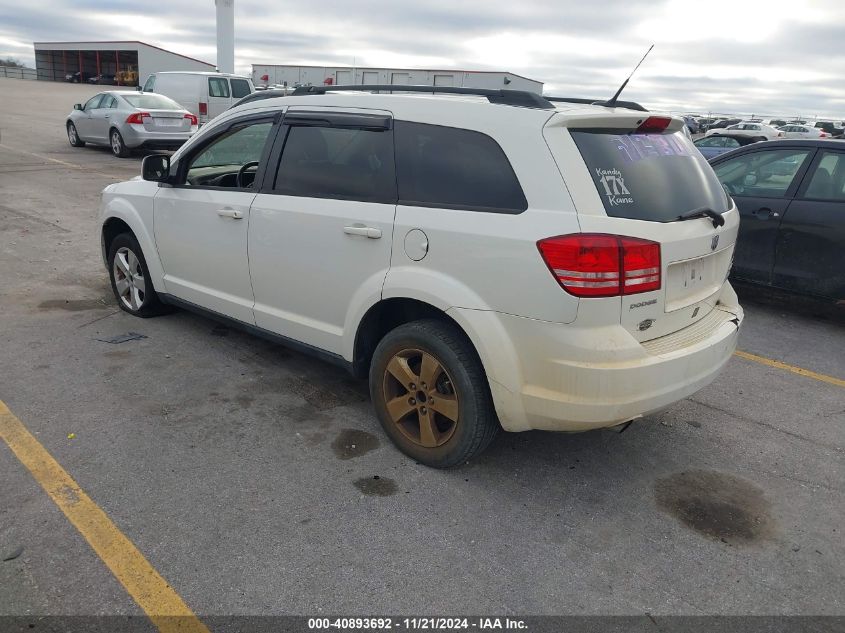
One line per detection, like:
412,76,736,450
251,64,544,94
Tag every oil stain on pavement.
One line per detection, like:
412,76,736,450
332,428,380,459
654,470,775,544
354,475,398,496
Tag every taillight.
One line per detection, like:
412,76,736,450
184,113,198,125
126,112,150,124
537,234,661,297
198,102,208,115
636,116,672,133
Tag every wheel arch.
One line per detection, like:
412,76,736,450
100,194,164,284
352,296,526,431
352,298,460,379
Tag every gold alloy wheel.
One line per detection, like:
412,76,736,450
382,348,460,448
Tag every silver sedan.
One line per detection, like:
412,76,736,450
66,91,198,158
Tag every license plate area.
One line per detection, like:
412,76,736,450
665,248,732,312
154,118,183,127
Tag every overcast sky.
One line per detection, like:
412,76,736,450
1,0,843,117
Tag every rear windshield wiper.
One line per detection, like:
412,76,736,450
676,207,725,228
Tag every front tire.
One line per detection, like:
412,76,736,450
110,128,129,158
107,233,170,317
67,122,85,147
369,319,499,468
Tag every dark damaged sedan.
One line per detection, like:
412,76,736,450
710,139,845,302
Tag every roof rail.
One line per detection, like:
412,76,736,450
545,96,648,112
287,84,557,109
232,89,293,108
231,86,554,110
232,87,648,113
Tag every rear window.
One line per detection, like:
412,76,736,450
230,78,252,98
570,129,729,222
123,94,182,110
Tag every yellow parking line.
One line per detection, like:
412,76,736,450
734,350,845,388
0,143,125,179
0,400,210,633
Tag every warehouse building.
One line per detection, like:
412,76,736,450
33,41,215,86
252,64,544,94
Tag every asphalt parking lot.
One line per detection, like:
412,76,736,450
1,77,843,622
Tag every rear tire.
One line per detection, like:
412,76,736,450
110,128,129,158
369,319,499,468
107,233,171,317
67,122,85,147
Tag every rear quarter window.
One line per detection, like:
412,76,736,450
394,121,526,213
570,129,729,222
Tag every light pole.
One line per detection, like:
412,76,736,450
215,0,235,74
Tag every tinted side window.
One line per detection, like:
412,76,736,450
274,125,396,202
394,121,526,213
230,78,251,98
208,77,230,98
802,152,845,201
714,149,811,199
143,75,155,92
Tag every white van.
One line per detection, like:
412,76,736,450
141,72,254,124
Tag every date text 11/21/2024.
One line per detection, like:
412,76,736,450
307,617,528,630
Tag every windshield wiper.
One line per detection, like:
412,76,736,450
677,207,725,228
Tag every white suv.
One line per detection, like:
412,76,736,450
99,86,743,467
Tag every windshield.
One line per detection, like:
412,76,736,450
570,129,730,222
122,94,183,110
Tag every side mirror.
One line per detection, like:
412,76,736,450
73,103,83,110
136,85,142,92
142,154,171,183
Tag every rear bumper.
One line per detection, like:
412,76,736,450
120,125,193,150
453,286,743,433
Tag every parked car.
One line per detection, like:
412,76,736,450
814,121,844,136
710,139,845,301
98,87,743,467
64,71,92,83
66,91,198,158
693,133,759,159
704,118,741,132
706,121,783,141
88,73,116,85
778,124,829,139
683,116,700,134
141,71,255,125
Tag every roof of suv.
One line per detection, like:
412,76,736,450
226,91,659,133
232,85,648,114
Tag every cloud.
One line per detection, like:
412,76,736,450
2,0,844,117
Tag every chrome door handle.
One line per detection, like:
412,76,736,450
344,225,382,239
104,114,110,118
217,208,244,219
